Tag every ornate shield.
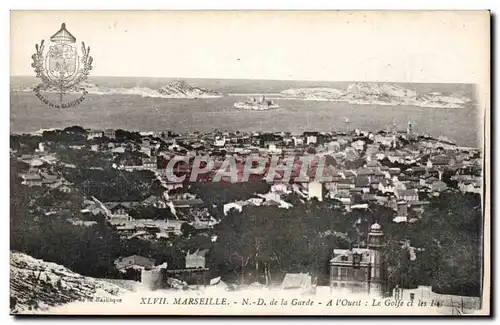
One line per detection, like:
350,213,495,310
45,43,79,82
31,23,93,108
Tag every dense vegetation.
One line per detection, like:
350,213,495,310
10,171,197,277
62,167,155,202
208,192,482,295
190,180,271,206
10,129,483,296
407,192,483,296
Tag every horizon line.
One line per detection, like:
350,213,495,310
9,75,476,85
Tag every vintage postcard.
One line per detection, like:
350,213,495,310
9,10,490,316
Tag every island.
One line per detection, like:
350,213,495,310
233,96,280,110
281,82,473,109
12,80,223,99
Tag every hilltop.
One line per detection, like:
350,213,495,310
281,82,473,108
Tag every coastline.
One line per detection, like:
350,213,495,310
11,87,223,100
231,94,468,109
11,88,469,108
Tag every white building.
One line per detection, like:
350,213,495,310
223,201,247,216
293,137,304,146
36,142,45,153
306,135,318,145
86,129,104,140
269,144,282,154
271,183,292,194
214,137,226,147
308,181,323,202
351,140,365,151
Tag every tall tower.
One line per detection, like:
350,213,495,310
407,120,412,135
368,222,385,283
344,118,350,134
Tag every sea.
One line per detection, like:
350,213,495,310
10,76,481,147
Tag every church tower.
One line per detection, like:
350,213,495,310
368,222,385,285
407,120,412,136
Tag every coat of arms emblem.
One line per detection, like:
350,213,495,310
31,23,93,108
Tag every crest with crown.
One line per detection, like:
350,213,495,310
31,23,93,103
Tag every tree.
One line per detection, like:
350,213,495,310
42,129,87,145
62,168,156,202
306,146,316,154
63,125,87,135
115,129,141,142
345,158,366,170
181,223,197,238
190,180,270,207
10,134,41,153
212,201,353,285
404,192,482,296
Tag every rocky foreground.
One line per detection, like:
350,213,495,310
10,252,133,314
10,251,482,315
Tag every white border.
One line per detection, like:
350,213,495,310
3,0,499,10
3,1,496,324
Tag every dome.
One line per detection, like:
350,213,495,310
370,222,382,232
50,23,76,44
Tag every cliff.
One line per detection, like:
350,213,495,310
10,252,133,314
157,80,221,98
281,82,473,108
343,83,417,100
281,87,344,101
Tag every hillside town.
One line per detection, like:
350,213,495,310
10,122,483,312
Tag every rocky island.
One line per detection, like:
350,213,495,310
12,80,222,99
155,81,222,98
281,82,473,109
233,95,280,110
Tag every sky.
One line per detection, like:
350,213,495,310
10,10,489,84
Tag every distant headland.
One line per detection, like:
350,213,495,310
280,83,473,109
12,80,222,99
10,78,475,109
